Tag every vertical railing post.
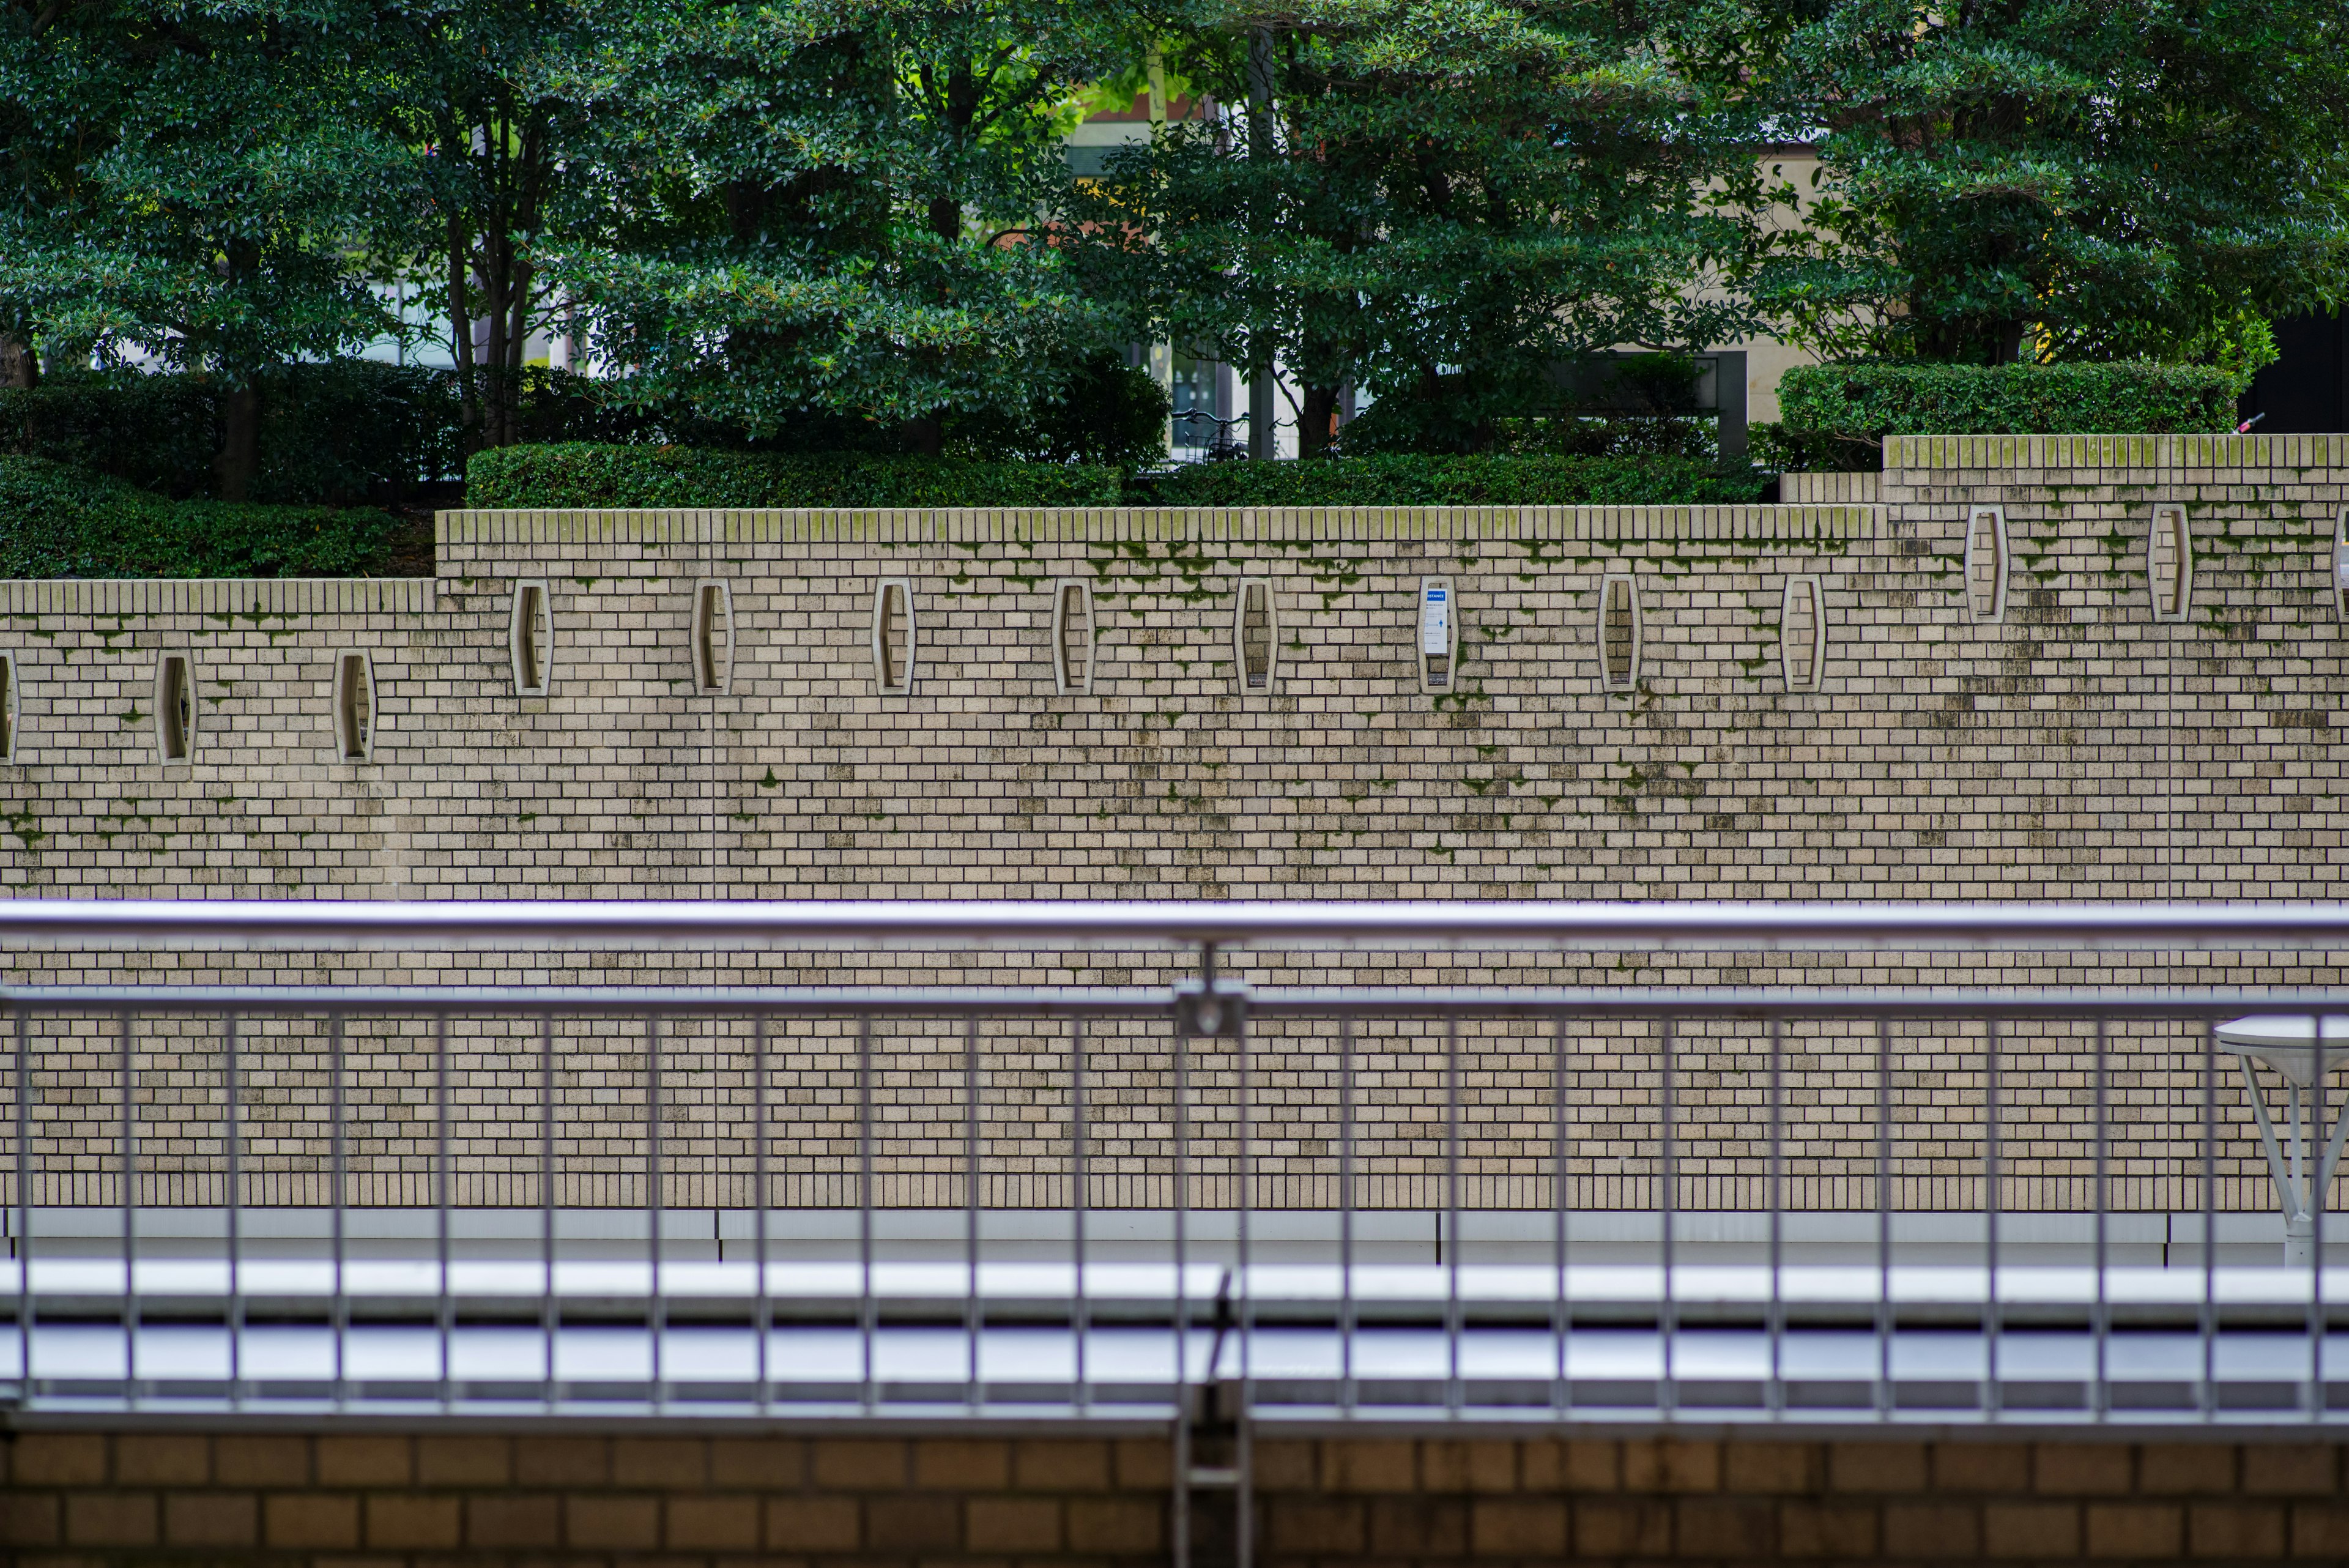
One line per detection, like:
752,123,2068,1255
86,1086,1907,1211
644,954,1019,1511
1874,1017,1890,1421
858,1013,875,1416
646,1013,663,1413
1767,1017,1783,1420
2093,1018,2110,1421
2310,1011,2326,1426
1339,1015,1356,1417
1444,1011,1461,1417
1071,1016,1088,1416
328,1011,345,1411
120,1009,137,1410
754,1013,770,1418
2200,1020,2216,1422
1553,1013,1568,1417
434,1011,450,1411
965,1016,981,1413
225,1014,243,1411
1984,1018,2001,1420
1236,997,1253,1568
1172,1005,1191,1568
1659,1017,1675,1420
540,1013,556,1410
13,1009,29,1406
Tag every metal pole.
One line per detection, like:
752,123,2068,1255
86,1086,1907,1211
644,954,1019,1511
858,1013,875,1416
2312,1011,2326,1425
1445,1011,1461,1416
2093,1017,2109,1421
226,1013,243,1411
965,1015,981,1413
12,1009,27,1408
1553,1013,1568,1416
1767,1018,1783,1420
754,1013,770,1418
434,1011,449,1411
1236,997,1253,1568
1339,1014,1355,1416
120,1009,137,1411
2200,1020,2216,1422
1984,1018,2001,1420
328,1012,345,1411
647,1013,663,1413
1071,1016,1088,1416
1173,1003,1191,1568
1874,1016,1890,1421
1659,1016,1675,1419
540,1013,555,1410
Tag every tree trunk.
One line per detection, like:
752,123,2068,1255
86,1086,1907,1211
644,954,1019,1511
210,236,262,500
1299,384,1340,458
212,381,261,501
1246,28,1277,461
0,332,36,390
448,215,481,455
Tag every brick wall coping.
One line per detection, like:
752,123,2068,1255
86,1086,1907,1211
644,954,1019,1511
1886,431,2349,472
434,505,1880,550
0,578,435,615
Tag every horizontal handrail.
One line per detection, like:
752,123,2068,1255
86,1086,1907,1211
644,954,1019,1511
5,897,2349,948
4,983,2349,1019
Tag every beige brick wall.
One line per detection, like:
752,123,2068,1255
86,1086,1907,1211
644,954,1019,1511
4,1425,2345,1566
2,436,2346,1214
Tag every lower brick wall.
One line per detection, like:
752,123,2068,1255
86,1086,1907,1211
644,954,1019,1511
4,1425,2346,1566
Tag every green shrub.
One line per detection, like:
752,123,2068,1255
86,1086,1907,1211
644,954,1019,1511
941,353,1173,471
1,361,462,503
0,456,396,578
1748,422,1882,475
0,371,216,496
1129,453,1770,507
466,442,1122,508
1773,362,2242,468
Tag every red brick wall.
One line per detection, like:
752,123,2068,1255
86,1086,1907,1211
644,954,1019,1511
6,1427,2348,1566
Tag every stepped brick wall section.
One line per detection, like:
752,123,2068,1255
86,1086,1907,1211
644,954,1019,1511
1,435,2346,1214
4,1425,2348,1566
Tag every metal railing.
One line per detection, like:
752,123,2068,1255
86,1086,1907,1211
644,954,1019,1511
4,901,2346,1438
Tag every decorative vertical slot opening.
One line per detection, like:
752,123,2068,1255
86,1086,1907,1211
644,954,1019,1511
2148,504,2192,622
692,581,733,694
872,579,915,694
156,654,194,762
1965,506,2008,623
1234,578,1275,692
334,652,374,761
1779,576,1825,692
1051,581,1094,695
1598,573,1639,690
1417,576,1456,693
2332,506,2349,623
510,580,552,696
0,652,15,764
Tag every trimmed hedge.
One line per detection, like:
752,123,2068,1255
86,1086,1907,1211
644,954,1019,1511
1132,452,1769,507
0,456,397,579
1776,362,2242,450
1,362,462,503
473,444,1769,508
466,442,1122,508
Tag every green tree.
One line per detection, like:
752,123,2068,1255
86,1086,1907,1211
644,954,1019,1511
0,0,406,492
379,0,584,452
539,0,1156,448
1747,0,2349,366
1071,1,1765,456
